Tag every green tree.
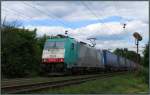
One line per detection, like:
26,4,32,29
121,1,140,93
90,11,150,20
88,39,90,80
137,42,149,84
143,43,149,68
142,43,149,84
113,48,140,63
1,25,41,78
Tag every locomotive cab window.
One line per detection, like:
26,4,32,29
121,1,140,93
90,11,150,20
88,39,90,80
44,41,64,49
56,42,64,48
44,42,55,49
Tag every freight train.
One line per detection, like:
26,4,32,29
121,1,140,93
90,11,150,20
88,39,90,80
42,35,138,75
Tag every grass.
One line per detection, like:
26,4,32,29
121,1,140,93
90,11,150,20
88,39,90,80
32,72,149,94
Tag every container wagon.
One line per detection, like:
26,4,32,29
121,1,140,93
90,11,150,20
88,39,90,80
102,50,138,71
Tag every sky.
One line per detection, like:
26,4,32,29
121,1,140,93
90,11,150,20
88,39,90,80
1,1,149,55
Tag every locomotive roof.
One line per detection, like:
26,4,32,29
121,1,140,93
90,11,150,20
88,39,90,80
47,36,95,48
47,36,74,41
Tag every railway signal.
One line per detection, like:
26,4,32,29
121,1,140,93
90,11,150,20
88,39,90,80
123,23,126,29
122,23,127,33
133,32,142,64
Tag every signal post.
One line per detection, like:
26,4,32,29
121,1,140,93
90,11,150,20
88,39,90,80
133,32,142,64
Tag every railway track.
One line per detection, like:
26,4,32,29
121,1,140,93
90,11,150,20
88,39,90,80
2,74,101,87
1,72,126,94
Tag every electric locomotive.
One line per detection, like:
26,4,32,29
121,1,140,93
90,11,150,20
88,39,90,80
42,35,104,74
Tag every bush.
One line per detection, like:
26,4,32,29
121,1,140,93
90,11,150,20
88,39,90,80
1,25,42,78
138,67,149,84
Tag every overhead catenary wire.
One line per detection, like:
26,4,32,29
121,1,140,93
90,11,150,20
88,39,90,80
2,8,32,20
23,2,73,29
111,1,128,26
80,1,122,46
8,8,33,19
2,10,30,27
95,2,127,31
112,2,138,52
80,1,116,33
81,1,138,51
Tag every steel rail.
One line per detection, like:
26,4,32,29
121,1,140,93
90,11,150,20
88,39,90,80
2,74,100,87
1,72,127,94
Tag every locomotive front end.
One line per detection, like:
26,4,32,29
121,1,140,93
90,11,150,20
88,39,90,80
42,40,65,63
41,38,66,73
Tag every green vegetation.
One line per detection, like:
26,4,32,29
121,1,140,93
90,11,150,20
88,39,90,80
139,43,149,84
143,43,149,68
113,48,140,62
1,24,48,78
33,73,149,94
114,44,149,84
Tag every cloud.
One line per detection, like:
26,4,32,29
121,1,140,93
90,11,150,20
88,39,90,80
26,22,123,38
25,19,148,55
2,1,148,56
2,1,148,22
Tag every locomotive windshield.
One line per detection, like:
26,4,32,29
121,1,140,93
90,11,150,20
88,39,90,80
44,41,64,49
